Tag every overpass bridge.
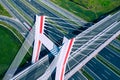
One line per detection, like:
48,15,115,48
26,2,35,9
4,11,120,80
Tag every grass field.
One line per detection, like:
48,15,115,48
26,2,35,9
0,21,24,42
51,0,120,21
0,25,31,79
0,4,11,17
0,25,21,79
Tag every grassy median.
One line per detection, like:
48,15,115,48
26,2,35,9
0,4,11,17
81,69,94,80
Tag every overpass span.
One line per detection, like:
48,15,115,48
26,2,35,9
10,11,120,80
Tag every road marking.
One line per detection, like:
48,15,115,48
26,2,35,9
88,63,94,68
109,54,114,58
91,59,96,64
105,55,111,59
101,74,108,80
104,70,111,76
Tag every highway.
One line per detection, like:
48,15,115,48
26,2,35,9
1,0,82,45
66,22,120,73
3,27,35,80
10,11,120,80
83,65,102,80
111,39,120,49
0,16,28,35
10,0,84,42
1,0,28,24
39,0,87,25
68,71,87,80
99,47,120,69
65,11,120,79
1,0,120,79
1,0,86,79
10,0,34,21
85,58,120,80
107,45,120,58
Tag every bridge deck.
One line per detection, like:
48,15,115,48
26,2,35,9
11,11,120,80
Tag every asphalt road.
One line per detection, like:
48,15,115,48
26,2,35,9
64,11,120,79
99,47,120,69
1,0,26,23
40,0,87,25
111,39,120,49
9,11,120,80
11,0,34,21
68,71,87,80
0,16,28,34
1,0,120,79
83,65,102,80
85,58,120,80
12,11,120,80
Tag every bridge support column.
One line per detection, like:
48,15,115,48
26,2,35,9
32,15,45,63
55,38,75,80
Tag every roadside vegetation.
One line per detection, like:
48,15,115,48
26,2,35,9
0,25,21,79
0,21,24,42
51,0,120,21
81,69,94,80
0,4,11,17
0,23,31,79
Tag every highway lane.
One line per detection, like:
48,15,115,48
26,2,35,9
65,12,120,79
11,0,83,42
1,0,86,79
45,17,83,39
70,14,120,53
1,0,27,24
11,0,34,21
111,39,120,49
39,0,87,25
0,16,28,34
86,58,120,80
11,11,120,80
26,0,59,17
3,27,35,80
99,47,120,69
107,45,120,58
26,0,83,38
83,65,102,80
3,0,79,45
12,54,54,80
68,71,87,80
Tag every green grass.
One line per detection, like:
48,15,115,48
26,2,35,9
0,25,21,79
0,4,11,17
0,21,24,42
0,24,31,79
81,69,94,80
51,0,120,21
